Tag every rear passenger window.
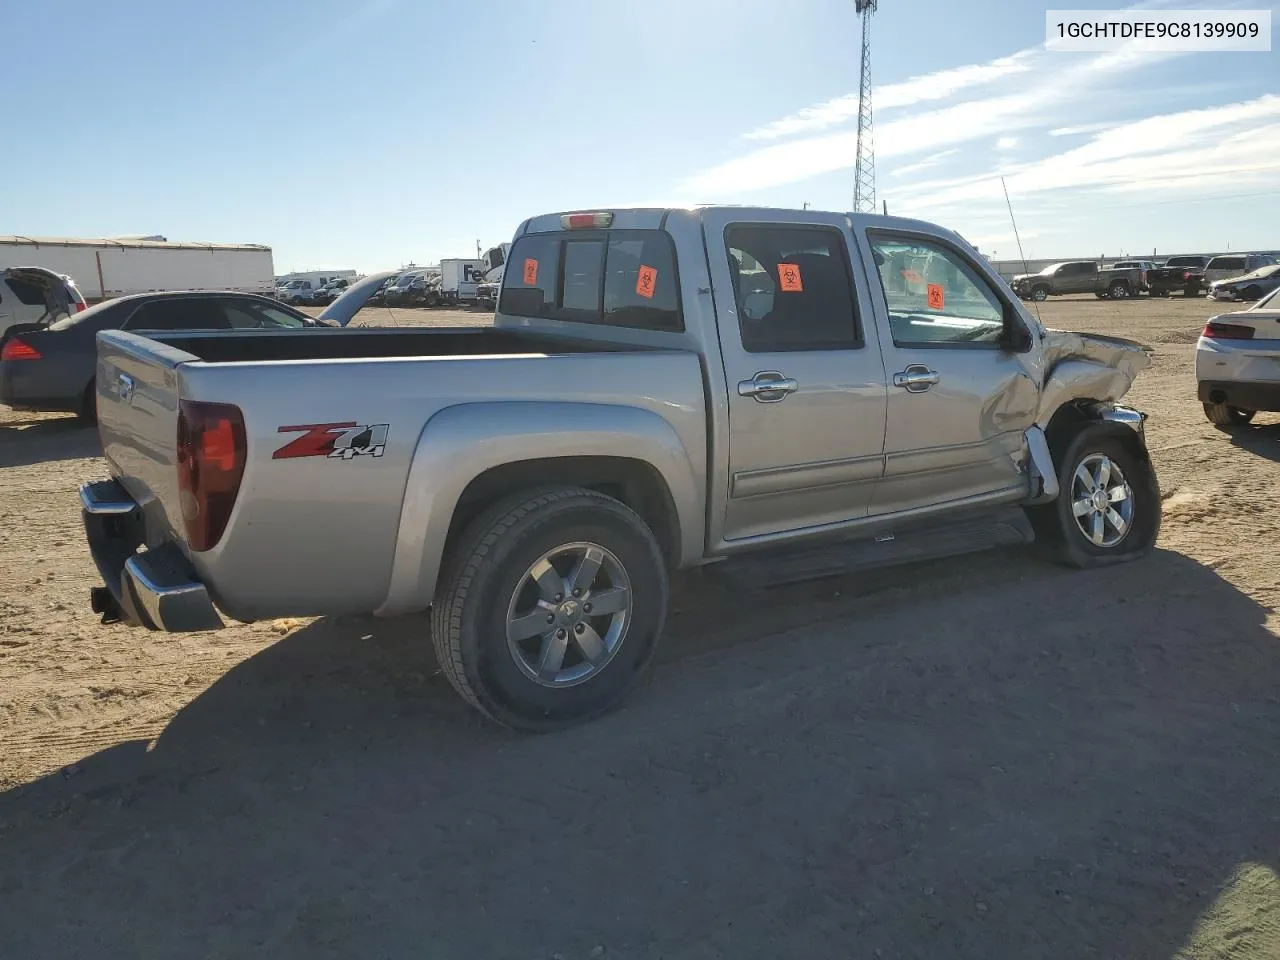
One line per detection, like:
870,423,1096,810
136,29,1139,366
499,230,682,331
724,225,861,352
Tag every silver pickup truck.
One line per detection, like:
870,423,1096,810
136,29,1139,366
81,207,1159,730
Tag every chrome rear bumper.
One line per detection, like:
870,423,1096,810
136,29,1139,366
80,479,223,632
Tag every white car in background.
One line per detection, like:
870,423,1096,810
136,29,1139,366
1196,284,1280,427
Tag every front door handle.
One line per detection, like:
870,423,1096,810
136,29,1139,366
738,370,799,403
892,364,940,393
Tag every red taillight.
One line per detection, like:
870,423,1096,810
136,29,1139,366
1202,322,1255,340
74,301,87,313
561,212,614,230
176,400,246,552
1182,270,1193,280
1,337,41,361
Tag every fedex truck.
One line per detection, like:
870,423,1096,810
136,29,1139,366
439,259,484,304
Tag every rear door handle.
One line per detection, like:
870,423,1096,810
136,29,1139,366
738,371,799,403
892,365,939,393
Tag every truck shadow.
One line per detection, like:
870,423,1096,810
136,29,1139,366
3,548,1279,959
1227,420,1280,463
0,416,100,468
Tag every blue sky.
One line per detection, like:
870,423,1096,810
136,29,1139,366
2,0,1276,271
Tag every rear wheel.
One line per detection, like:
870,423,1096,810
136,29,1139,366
431,487,668,731
1027,427,1160,569
1107,281,1129,299
77,380,97,425
1203,402,1255,427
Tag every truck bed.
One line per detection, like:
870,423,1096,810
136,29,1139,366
146,326,646,364
92,325,707,621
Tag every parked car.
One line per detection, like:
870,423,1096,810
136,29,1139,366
311,277,354,306
1011,261,1143,301
80,207,1160,730
1208,263,1280,302
1108,260,1158,291
1196,283,1280,427
0,292,332,422
1203,253,1278,288
276,278,319,304
383,270,427,305
0,266,87,338
1147,255,1210,297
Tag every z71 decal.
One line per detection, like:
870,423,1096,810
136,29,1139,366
273,422,390,460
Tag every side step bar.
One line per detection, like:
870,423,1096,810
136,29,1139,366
710,507,1035,591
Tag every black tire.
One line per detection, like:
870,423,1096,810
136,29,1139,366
77,380,97,425
1241,285,1263,301
1031,286,1050,302
1107,281,1129,299
1095,291,1110,300
1150,288,1168,298
431,487,668,731
1026,426,1160,569
1203,402,1256,427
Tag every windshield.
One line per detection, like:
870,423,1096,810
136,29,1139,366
285,279,306,288
1207,256,1245,270
1039,263,1065,275
1165,256,1205,267
1235,264,1280,282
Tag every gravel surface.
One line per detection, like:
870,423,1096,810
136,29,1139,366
1,298,1278,959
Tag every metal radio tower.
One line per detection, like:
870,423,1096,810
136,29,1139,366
853,0,878,213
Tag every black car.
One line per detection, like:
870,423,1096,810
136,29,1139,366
0,291,331,422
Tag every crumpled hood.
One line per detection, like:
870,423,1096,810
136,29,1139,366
1035,328,1153,427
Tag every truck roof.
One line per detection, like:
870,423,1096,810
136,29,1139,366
515,206,974,248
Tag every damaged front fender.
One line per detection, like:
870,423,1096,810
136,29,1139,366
1036,329,1153,428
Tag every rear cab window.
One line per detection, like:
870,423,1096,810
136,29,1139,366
499,229,682,331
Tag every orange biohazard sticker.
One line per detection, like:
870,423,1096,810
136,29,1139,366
523,258,539,285
927,283,945,310
636,264,657,299
902,268,924,284
777,263,803,292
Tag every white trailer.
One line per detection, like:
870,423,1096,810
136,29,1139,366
439,259,485,303
0,236,275,302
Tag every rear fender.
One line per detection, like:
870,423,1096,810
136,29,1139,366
375,402,703,617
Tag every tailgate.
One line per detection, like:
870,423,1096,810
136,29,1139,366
95,330,200,544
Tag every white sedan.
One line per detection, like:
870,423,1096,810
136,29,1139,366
1196,284,1280,426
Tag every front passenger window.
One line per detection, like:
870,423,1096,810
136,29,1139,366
868,235,1007,347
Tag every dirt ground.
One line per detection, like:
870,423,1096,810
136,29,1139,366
2,297,1278,959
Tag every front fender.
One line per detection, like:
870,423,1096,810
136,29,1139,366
374,401,704,617
1035,330,1153,428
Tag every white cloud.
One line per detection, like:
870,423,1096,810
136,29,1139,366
888,149,961,178
995,136,1019,150
1049,122,1120,137
742,50,1037,141
881,95,1280,215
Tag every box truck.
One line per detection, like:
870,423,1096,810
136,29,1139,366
0,236,274,302
438,259,484,304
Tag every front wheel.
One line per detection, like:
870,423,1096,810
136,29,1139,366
431,487,668,731
1026,427,1160,569
1241,285,1263,301
1203,402,1255,427
1031,286,1049,302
